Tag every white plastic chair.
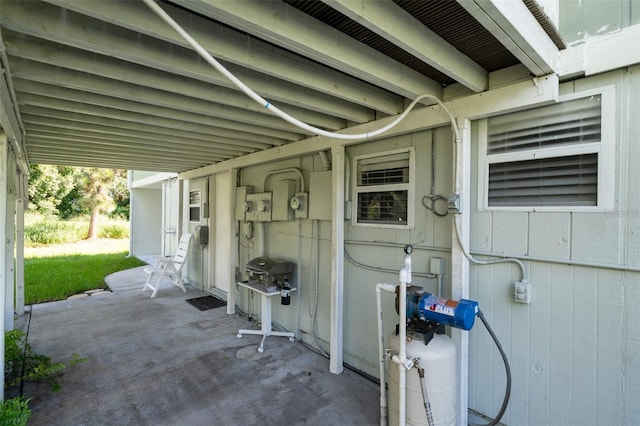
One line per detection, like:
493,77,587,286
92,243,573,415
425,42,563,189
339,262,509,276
143,233,192,298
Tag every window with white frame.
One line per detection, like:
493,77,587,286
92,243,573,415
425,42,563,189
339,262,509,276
353,147,414,227
189,189,201,222
478,87,615,210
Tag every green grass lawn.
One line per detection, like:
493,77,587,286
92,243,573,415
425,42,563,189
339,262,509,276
25,252,145,304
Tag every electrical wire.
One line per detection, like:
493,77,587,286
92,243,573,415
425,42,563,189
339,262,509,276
469,311,512,426
344,248,436,279
452,213,529,282
142,0,457,141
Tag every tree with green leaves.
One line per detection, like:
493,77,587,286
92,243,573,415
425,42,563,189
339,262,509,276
76,168,126,239
28,165,129,237
27,165,75,216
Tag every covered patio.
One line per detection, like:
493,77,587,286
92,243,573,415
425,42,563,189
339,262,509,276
15,266,379,425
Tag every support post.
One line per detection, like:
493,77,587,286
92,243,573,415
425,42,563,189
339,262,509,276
0,133,7,400
15,197,24,315
451,120,471,426
4,154,15,331
330,145,344,374
227,169,238,315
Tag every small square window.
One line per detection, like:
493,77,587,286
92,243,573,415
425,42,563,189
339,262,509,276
189,190,201,222
353,148,414,227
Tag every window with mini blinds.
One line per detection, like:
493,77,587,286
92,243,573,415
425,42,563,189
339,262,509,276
478,87,615,210
353,148,414,227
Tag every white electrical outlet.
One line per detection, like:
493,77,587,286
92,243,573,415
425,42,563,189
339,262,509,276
514,280,532,304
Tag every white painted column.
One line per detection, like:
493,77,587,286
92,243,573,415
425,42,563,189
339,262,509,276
15,196,24,315
330,145,344,374
451,120,471,426
227,169,238,315
4,154,15,331
0,134,7,401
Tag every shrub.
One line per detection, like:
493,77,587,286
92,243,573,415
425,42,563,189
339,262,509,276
24,214,131,246
0,397,31,426
98,223,129,239
4,329,86,393
24,220,86,246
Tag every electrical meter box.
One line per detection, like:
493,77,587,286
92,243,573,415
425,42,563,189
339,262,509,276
309,171,332,221
234,186,253,221
245,192,272,222
272,180,296,221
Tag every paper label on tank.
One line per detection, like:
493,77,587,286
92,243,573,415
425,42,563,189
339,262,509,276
423,295,458,317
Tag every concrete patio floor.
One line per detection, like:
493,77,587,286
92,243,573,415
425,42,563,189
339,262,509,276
15,266,380,426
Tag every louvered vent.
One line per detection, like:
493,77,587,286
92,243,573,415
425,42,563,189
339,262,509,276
486,96,602,207
488,154,598,206
355,151,410,224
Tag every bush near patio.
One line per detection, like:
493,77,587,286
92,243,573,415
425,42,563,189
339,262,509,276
24,214,129,246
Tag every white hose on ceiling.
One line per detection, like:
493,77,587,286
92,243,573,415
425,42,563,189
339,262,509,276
142,0,529,282
141,0,457,141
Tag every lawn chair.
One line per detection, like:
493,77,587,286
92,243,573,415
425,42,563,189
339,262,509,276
143,233,192,298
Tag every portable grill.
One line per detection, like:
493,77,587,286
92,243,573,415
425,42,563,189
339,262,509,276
245,257,294,293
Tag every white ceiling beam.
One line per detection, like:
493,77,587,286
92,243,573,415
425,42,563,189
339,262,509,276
27,136,226,163
20,109,268,153
27,127,245,158
16,88,284,149
456,0,559,76
1,2,376,124
14,79,294,145
24,122,253,158
22,116,257,159
9,58,308,136
8,62,302,142
323,0,488,92
44,0,402,115
181,0,443,100
3,32,324,133
26,149,200,172
19,95,272,154
0,39,29,173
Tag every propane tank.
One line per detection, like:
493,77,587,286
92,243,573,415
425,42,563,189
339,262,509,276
388,329,457,426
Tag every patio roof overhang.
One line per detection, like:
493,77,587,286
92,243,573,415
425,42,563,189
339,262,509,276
0,0,564,175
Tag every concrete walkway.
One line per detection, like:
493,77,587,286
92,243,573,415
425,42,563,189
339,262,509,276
16,267,380,426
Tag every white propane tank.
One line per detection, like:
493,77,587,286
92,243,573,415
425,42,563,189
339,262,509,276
388,330,457,426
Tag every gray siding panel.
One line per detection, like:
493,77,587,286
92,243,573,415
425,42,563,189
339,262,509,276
469,69,640,424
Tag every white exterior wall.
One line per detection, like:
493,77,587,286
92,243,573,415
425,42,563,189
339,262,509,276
182,177,209,290
468,67,640,425
129,188,162,258
139,59,639,425
230,129,455,377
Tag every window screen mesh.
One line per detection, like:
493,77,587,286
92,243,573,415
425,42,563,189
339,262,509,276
488,154,598,206
357,191,408,223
